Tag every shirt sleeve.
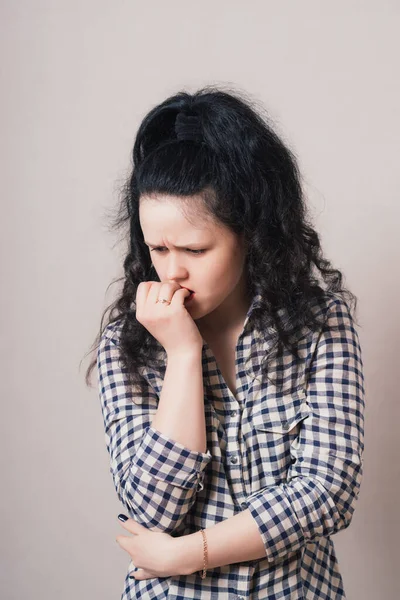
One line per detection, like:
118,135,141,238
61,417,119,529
97,324,212,533
246,296,365,562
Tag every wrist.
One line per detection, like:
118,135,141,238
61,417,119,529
166,347,202,363
174,531,204,576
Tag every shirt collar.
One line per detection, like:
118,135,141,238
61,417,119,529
242,292,263,334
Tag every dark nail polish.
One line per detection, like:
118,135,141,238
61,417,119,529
118,513,128,522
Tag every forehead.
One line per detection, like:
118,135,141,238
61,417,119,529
139,193,217,232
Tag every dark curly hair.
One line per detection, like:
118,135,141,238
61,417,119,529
83,84,358,396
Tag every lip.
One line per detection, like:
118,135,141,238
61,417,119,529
181,287,195,303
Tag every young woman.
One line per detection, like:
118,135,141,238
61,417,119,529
85,86,365,599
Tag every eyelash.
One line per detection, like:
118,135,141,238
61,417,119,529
150,248,206,255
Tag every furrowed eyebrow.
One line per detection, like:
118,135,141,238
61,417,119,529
144,241,205,248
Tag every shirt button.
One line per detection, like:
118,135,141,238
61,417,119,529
230,455,238,464
230,410,237,417
241,502,247,508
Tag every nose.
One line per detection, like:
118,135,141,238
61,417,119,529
166,257,189,282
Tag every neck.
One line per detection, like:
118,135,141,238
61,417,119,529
196,285,252,342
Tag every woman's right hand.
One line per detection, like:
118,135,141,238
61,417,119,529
135,281,204,356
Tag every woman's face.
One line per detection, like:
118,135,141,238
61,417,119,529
139,194,248,325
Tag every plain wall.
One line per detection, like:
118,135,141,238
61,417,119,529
1,1,399,598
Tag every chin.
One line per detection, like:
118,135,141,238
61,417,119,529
192,300,219,322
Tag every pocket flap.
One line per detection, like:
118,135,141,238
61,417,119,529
251,389,310,434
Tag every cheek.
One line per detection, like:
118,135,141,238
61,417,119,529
202,259,238,295
213,250,242,277
203,259,228,284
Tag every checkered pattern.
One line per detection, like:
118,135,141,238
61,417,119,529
97,291,365,599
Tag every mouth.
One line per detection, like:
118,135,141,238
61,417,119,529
181,287,195,301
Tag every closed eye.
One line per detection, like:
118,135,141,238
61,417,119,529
150,248,206,255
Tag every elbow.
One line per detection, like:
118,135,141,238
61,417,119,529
289,465,363,541
315,470,363,538
317,451,364,535
334,456,364,534
115,478,175,533
332,500,356,535
334,482,362,534
113,471,196,534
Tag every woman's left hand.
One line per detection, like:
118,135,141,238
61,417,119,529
115,515,191,580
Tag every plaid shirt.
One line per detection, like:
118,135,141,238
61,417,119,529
97,291,365,600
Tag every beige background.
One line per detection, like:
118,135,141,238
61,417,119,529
1,1,398,598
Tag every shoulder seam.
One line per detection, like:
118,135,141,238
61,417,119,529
101,318,124,345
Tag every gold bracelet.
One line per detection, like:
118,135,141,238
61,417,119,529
200,529,208,579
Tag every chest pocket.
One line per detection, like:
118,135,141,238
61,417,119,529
249,387,311,481
251,388,310,433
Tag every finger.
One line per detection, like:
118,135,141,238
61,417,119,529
147,281,163,305
135,281,152,313
157,282,179,304
130,569,153,580
170,287,191,307
117,515,146,535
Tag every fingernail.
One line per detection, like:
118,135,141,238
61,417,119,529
118,514,128,522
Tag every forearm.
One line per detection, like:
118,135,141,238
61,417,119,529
99,331,211,533
179,453,363,572
180,508,267,575
151,349,207,453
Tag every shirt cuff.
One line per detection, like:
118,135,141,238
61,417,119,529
247,484,305,562
131,426,212,490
